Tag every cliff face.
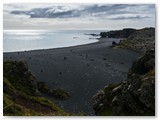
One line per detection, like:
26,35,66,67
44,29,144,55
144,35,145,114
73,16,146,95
3,61,69,116
100,28,136,38
93,27,155,116
116,28,155,53
93,49,155,116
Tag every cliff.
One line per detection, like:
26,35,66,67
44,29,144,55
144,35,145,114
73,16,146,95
100,28,136,38
93,27,155,116
116,27,155,53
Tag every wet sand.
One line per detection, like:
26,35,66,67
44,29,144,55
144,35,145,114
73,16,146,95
3,38,140,115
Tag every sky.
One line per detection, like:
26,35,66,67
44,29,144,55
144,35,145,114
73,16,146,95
3,4,155,30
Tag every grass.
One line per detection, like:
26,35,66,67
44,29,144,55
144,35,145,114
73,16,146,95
3,60,70,116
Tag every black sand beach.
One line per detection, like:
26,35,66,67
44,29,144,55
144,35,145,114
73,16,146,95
3,38,140,115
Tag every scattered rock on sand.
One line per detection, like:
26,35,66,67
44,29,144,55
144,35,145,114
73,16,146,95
64,56,67,60
103,58,107,60
90,58,95,61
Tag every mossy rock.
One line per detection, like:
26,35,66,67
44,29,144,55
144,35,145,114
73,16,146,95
49,88,70,100
37,81,50,93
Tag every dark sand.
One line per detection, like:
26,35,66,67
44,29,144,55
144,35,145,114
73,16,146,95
3,38,140,115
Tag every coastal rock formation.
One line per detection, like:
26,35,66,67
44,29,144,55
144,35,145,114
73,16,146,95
100,28,136,38
93,49,155,115
93,27,155,116
116,28,155,53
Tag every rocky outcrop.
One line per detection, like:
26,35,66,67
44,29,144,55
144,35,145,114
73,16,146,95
100,28,136,38
3,61,38,96
116,27,155,53
93,49,155,116
3,60,70,116
37,81,70,100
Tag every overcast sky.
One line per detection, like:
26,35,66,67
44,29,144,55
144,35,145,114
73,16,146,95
3,4,155,30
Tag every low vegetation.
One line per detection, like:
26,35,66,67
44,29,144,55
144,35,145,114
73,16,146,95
93,27,155,116
3,60,70,116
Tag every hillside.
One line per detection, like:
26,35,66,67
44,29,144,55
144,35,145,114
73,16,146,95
3,60,70,116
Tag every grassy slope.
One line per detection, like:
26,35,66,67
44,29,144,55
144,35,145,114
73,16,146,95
3,60,70,116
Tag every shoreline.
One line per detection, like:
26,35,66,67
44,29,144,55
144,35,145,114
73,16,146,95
3,38,100,54
3,37,140,115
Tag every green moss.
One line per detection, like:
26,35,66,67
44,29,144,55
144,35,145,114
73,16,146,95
37,81,50,93
142,70,155,78
103,84,118,97
32,97,60,111
3,93,12,107
95,84,119,116
49,88,70,100
96,107,113,116
4,61,37,96
3,77,15,94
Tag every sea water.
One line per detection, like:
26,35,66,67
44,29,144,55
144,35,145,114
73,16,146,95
3,30,104,52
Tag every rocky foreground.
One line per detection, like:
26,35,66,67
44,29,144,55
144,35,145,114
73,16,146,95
3,61,71,116
93,27,155,116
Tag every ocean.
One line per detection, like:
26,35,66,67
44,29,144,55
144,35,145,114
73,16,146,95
3,30,105,53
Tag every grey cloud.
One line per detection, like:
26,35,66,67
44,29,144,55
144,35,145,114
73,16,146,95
10,4,155,19
110,15,151,20
11,6,81,18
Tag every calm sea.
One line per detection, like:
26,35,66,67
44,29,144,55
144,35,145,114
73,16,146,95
3,30,106,52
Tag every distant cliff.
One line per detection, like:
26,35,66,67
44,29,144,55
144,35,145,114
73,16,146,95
100,28,136,38
93,27,155,116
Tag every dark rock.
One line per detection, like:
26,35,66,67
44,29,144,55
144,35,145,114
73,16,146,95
84,33,99,36
116,28,155,53
49,88,70,100
112,41,117,46
64,56,67,60
3,60,38,96
59,72,62,75
93,90,106,111
90,59,95,61
111,85,122,96
93,49,155,116
100,28,136,38
37,81,50,93
128,49,155,76
103,58,107,60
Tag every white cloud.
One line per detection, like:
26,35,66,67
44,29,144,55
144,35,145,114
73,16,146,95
3,4,155,30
